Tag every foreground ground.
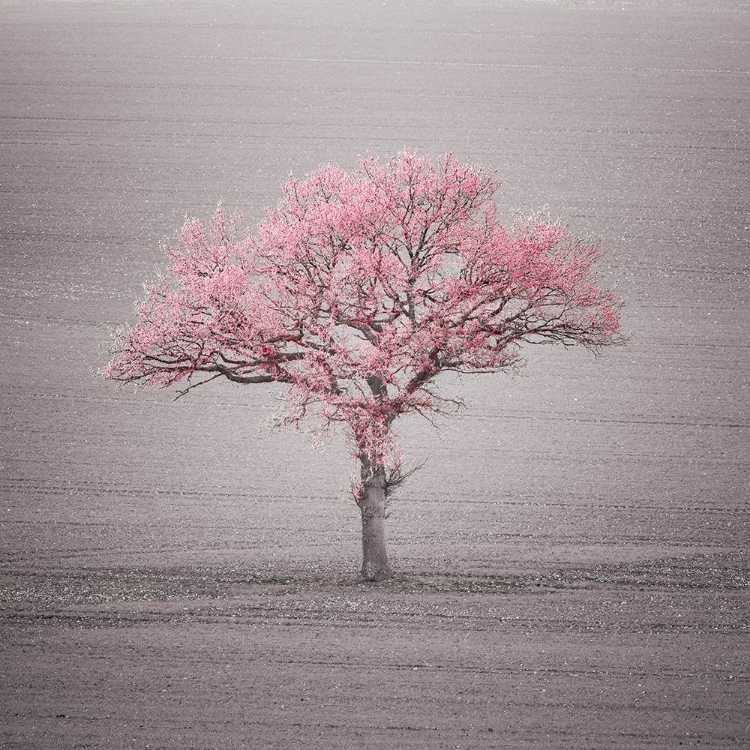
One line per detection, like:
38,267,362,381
2,552,748,749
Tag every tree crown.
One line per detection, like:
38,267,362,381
105,150,623,466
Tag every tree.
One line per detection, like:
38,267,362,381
104,150,624,581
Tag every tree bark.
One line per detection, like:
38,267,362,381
358,463,393,581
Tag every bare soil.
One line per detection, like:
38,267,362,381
1,1,748,747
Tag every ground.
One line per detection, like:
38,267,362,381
0,0,748,747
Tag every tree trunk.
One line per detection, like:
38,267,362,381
358,464,393,581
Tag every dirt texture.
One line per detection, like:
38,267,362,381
1,0,748,748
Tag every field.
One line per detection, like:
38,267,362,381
1,0,748,747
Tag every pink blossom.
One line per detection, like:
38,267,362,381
106,149,624,484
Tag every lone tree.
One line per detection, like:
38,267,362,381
105,150,623,581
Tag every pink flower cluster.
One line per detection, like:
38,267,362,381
106,150,623,469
